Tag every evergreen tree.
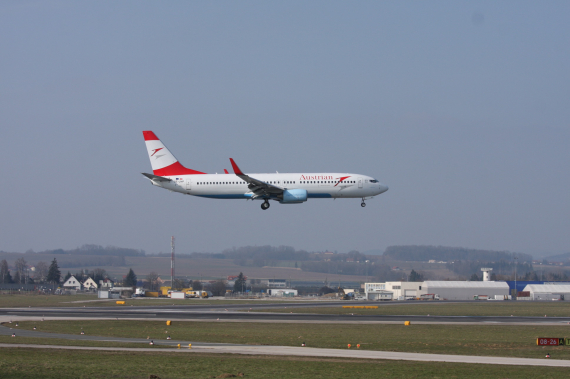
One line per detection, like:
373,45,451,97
64,271,72,282
408,269,424,282
46,258,61,284
233,272,246,293
469,273,480,281
1,260,13,284
125,268,137,287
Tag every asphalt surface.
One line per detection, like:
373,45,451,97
1,301,570,324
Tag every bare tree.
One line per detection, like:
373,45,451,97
14,258,27,284
210,280,227,296
172,278,187,290
146,271,159,291
191,280,203,291
35,261,48,282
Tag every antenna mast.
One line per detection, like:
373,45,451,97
171,236,175,287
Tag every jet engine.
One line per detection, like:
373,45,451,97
279,189,308,204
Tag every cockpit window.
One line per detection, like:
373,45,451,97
370,179,379,183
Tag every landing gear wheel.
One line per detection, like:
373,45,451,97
261,201,270,210
361,202,366,207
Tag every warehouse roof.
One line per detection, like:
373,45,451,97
423,281,509,288
522,284,570,293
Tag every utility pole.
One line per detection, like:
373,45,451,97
514,255,517,299
171,236,175,288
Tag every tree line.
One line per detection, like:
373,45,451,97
445,259,534,277
384,245,533,263
16,244,145,257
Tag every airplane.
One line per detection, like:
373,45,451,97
142,130,388,210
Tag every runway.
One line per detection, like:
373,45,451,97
1,302,569,325
2,301,570,367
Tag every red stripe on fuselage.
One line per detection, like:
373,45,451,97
334,176,351,186
153,161,206,176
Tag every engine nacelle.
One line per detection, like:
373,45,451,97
280,189,308,204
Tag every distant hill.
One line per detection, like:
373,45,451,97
543,252,570,263
362,249,384,256
38,244,145,257
383,245,532,263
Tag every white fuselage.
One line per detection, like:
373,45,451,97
141,130,388,208
151,173,388,201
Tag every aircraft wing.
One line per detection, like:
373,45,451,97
230,158,283,199
141,172,172,182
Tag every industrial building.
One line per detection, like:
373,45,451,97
384,281,423,300
521,284,570,301
363,283,393,300
268,288,298,297
364,280,509,301
421,281,510,300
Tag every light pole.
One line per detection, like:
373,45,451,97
514,255,518,299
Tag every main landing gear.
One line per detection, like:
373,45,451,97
361,198,366,207
261,200,270,210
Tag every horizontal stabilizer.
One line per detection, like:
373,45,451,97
142,173,172,182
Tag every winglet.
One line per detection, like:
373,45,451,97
224,169,229,174
229,158,244,175
143,130,159,141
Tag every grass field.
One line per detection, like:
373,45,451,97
0,335,167,348
253,301,570,317
0,348,568,379
9,320,570,360
0,294,108,308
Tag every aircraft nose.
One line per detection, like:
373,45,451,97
379,184,389,193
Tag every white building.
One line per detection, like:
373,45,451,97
421,281,509,300
261,279,288,288
99,278,114,289
364,283,394,301
385,281,424,299
522,284,570,301
63,276,82,290
268,289,297,297
83,277,98,290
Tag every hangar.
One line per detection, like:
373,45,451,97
421,281,510,300
521,284,570,301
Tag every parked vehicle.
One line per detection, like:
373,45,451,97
419,293,440,300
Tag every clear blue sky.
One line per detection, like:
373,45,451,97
1,1,569,257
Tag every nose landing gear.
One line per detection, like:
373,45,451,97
261,200,270,210
361,198,366,207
